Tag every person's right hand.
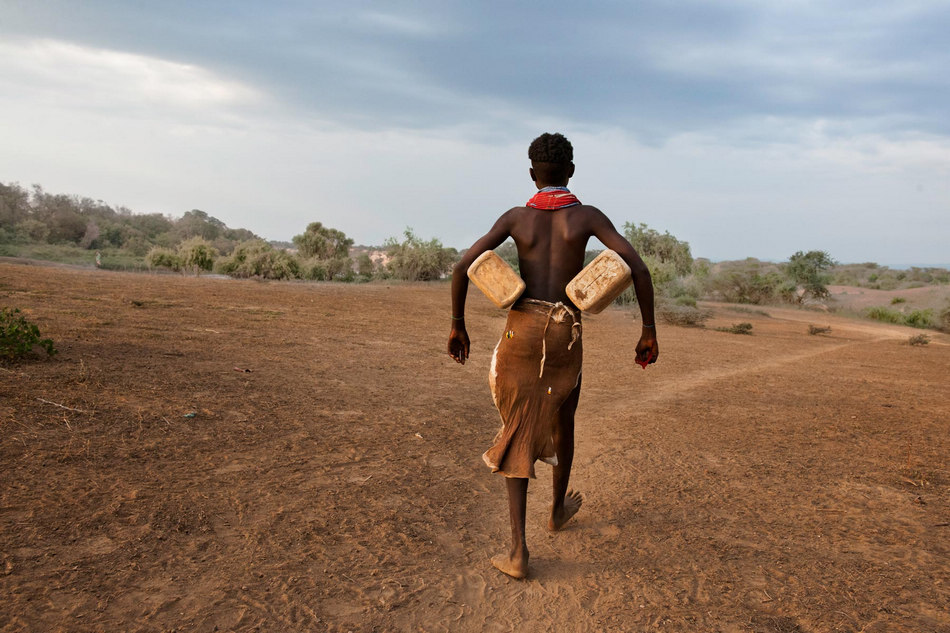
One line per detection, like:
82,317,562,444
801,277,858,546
448,327,470,365
635,332,658,368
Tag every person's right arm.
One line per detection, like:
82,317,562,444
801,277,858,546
447,210,516,365
589,209,659,366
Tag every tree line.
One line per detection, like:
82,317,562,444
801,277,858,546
2,179,947,330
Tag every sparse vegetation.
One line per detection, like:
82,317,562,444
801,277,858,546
729,306,771,317
785,250,835,302
808,325,832,335
0,181,260,265
903,309,935,329
864,306,937,329
716,322,753,335
177,236,218,275
215,240,300,280
0,307,56,360
146,246,182,272
907,334,930,346
705,259,792,305
891,297,906,305
384,228,458,281
832,262,950,290
865,306,903,324
657,300,710,327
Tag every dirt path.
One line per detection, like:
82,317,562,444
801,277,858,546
1,262,948,632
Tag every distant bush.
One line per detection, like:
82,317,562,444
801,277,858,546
385,228,458,281
830,262,950,290
891,297,906,305
614,255,681,306
907,334,930,346
215,240,300,280
716,322,753,335
865,306,935,329
301,256,354,281
657,300,710,327
708,267,789,304
729,306,771,317
356,253,376,279
903,309,934,329
146,246,182,272
865,306,903,324
0,307,56,360
177,236,218,276
940,306,950,332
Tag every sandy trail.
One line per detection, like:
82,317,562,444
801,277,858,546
1,262,948,632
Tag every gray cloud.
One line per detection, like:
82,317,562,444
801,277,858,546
4,1,949,142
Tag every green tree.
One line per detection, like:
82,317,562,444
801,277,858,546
623,222,693,276
293,222,353,259
785,250,835,302
384,228,458,281
175,209,226,241
0,182,31,229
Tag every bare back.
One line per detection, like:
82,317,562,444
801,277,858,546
507,205,598,305
449,196,652,332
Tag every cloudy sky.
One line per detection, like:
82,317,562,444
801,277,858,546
1,1,948,265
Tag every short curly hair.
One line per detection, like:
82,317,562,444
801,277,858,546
528,133,573,164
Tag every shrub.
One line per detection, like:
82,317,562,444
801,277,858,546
356,253,375,279
903,309,934,329
709,268,786,304
808,325,832,335
0,308,56,360
891,297,906,305
865,306,902,324
716,322,753,335
385,228,458,281
301,257,353,281
146,246,182,272
215,240,300,280
177,236,218,275
657,301,710,327
907,334,930,346
940,306,950,332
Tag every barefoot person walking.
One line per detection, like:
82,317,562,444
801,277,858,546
448,132,659,579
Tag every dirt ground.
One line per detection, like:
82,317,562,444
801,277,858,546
1,261,948,633
827,284,950,315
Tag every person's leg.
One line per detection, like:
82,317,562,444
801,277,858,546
491,476,529,578
549,377,583,531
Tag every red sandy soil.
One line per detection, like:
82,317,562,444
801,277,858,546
1,261,948,633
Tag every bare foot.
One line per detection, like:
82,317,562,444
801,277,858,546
491,553,528,579
548,489,583,531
